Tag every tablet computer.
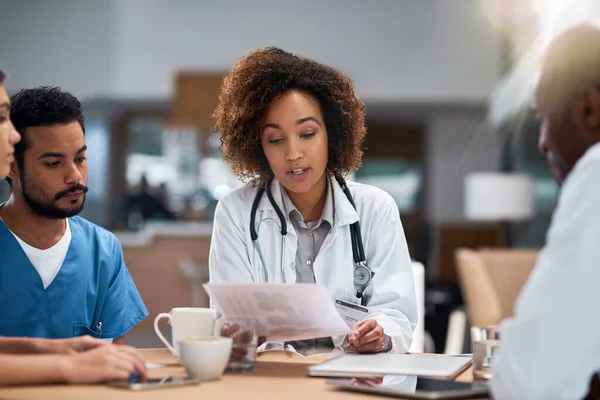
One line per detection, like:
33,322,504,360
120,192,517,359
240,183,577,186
307,353,472,380
327,375,489,399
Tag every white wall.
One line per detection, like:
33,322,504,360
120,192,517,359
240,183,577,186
1,0,501,102
111,0,501,101
0,0,505,228
426,108,504,223
0,0,115,98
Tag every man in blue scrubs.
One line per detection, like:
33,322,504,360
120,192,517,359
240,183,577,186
0,86,148,344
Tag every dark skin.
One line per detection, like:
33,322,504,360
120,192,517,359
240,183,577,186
347,320,386,353
533,83,600,184
534,25,600,184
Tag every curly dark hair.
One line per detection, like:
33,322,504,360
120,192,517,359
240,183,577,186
214,47,367,184
6,86,85,185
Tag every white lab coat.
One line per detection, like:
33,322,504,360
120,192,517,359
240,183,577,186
491,143,600,399
209,176,418,353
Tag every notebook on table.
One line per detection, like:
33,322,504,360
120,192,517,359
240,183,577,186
307,353,472,380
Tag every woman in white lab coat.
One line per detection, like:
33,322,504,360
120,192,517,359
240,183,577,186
210,47,417,354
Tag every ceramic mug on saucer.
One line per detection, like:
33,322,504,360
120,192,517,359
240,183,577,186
154,307,217,357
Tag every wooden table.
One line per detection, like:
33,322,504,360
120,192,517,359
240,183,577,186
0,349,476,400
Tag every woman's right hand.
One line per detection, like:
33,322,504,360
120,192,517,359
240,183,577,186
221,323,266,346
60,344,148,384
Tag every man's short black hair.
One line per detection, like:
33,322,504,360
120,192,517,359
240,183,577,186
6,86,85,185
0,70,6,83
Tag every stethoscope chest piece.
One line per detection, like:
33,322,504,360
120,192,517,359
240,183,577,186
353,260,373,300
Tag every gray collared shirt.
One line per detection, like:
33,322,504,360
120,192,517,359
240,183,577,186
280,178,334,284
279,177,392,355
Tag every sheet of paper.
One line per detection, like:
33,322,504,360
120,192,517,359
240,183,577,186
203,283,351,343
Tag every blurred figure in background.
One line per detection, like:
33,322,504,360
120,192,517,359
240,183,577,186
491,24,600,400
121,174,176,230
0,71,147,385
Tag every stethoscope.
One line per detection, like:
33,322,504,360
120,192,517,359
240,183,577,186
249,175,374,306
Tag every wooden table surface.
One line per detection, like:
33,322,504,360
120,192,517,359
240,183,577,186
0,349,479,400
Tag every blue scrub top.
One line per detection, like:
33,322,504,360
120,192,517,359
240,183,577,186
0,216,148,340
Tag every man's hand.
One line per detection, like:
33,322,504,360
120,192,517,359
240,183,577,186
59,344,148,384
39,336,108,354
347,319,386,353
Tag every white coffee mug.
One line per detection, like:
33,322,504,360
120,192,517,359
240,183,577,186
154,307,217,357
179,336,232,380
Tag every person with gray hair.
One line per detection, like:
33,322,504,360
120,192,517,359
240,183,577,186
491,24,600,399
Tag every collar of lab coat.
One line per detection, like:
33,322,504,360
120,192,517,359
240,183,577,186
256,174,359,228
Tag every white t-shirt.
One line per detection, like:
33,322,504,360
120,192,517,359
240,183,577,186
1,219,71,290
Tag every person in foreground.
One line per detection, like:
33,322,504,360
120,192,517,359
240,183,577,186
490,24,600,400
209,47,417,355
0,335,147,385
0,85,148,342
0,71,147,385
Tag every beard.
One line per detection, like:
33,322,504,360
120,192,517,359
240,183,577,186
20,172,88,219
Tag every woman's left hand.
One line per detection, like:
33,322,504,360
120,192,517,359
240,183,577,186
347,319,386,353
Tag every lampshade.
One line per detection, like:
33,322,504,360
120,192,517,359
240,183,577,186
464,172,535,221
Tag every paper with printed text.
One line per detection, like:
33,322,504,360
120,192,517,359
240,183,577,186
204,283,351,343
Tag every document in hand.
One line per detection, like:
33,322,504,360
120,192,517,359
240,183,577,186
203,283,351,342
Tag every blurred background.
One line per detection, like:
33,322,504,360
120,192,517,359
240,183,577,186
0,0,587,351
